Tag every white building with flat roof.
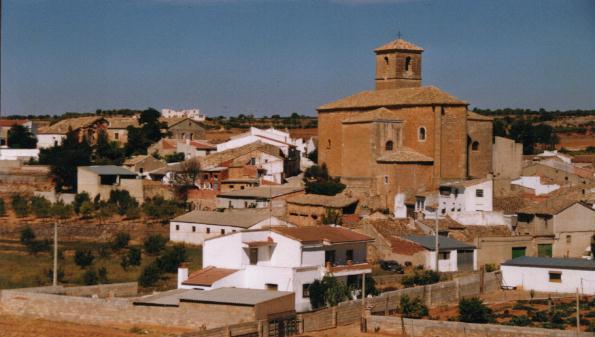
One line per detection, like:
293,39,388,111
177,226,373,312
161,108,205,121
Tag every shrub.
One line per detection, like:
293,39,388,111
143,196,183,222
155,245,187,273
108,190,138,216
399,295,429,318
74,249,95,269
46,268,65,283
120,256,130,271
73,192,91,214
531,310,549,322
52,201,73,219
164,152,185,163
112,232,131,251
79,200,94,218
401,269,440,287
308,274,350,309
11,194,30,217
138,263,161,287
83,269,98,285
303,164,345,196
458,297,494,323
125,205,141,219
97,244,112,259
144,234,167,255
27,239,51,255
127,247,142,266
309,279,326,309
98,267,108,284
0,198,6,216
484,263,497,272
509,315,532,326
31,196,53,218
20,226,36,246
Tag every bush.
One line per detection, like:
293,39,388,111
509,315,532,326
98,267,108,284
108,190,138,216
127,247,142,266
458,297,494,323
484,263,497,272
11,194,29,217
27,239,51,255
144,234,167,255
303,164,345,196
52,201,73,219
112,232,131,251
164,152,185,163
125,205,141,219
309,279,326,309
155,246,187,273
31,196,53,218
143,196,183,222
20,226,36,246
79,200,94,218
83,269,98,285
74,249,95,269
73,192,91,214
46,268,65,283
138,263,162,287
308,274,350,309
401,269,440,287
399,295,428,318
0,198,6,216
97,244,112,259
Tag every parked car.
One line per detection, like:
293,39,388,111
379,260,404,273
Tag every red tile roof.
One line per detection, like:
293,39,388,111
0,119,28,127
390,237,425,255
329,262,371,273
272,226,373,244
182,266,239,287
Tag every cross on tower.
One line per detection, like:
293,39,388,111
397,31,402,39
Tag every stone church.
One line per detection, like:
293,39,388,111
317,38,493,210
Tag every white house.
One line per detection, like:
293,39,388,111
216,127,298,157
391,235,477,272
511,176,560,196
501,256,595,295
216,186,304,209
177,226,374,312
170,208,291,245
176,140,217,159
0,148,40,161
161,108,206,121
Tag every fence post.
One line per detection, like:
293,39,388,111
479,266,485,294
332,306,337,328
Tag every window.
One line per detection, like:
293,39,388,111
405,57,412,71
325,250,336,265
384,56,389,65
512,247,526,258
241,186,245,190
192,226,196,232
327,139,331,149
384,176,389,184
266,283,278,291
139,168,144,174
418,127,426,141
346,249,354,262
302,283,311,298
385,140,394,151
476,189,484,198
538,244,553,257
175,225,179,231
548,272,562,283
206,227,210,234
439,252,450,260
114,132,119,140
249,248,258,265
229,185,235,189
181,133,185,139
250,157,256,165
221,229,225,235
566,235,571,244
190,133,194,140
471,141,479,151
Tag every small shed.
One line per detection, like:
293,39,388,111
285,194,358,226
392,235,477,272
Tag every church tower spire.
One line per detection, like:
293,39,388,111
374,38,424,90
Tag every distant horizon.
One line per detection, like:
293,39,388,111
2,0,595,116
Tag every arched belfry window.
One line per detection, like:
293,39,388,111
418,127,426,141
472,141,479,151
327,139,331,149
405,57,412,72
385,140,394,151
384,56,389,65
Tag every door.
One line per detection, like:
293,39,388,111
457,250,474,272
512,247,526,259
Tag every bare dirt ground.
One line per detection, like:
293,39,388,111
0,312,189,337
557,134,595,150
301,323,396,337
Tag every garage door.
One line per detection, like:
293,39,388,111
457,250,474,272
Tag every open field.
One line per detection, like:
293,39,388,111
0,312,189,337
557,134,595,150
0,239,202,292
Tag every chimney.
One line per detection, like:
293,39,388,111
177,265,189,288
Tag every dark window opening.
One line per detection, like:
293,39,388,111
405,57,412,71
346,249,354,262
471,141,479,151
249,248,258,265
418,127,426,141
302,283,311,298
385,140,394,151
325,250,336,265
548,272,561,283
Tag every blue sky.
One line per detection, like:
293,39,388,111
2,0,595,116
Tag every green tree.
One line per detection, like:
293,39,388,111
322,274,350,307
20,226,35,246
124,108,166,156
11,194,30,217
74,249,95,269
79,200,94,219
94,130,125,165
322,209,342,226
39,128,92,192
73,192,91,214
143,196,183,222
458,297,494,323
98,266,109,284
138,263,162,287
309,279,326,309
155,245,187,273
112,232,131,251
7,124,37,148
144,234,167,255
303,164,345,196
127,247,142,266
31,196,52,218
398,295,428,318
164,152,185,163
401,269,440,287
83,269,98,285
27,239,50,255
108,190,138,216
52,200,74,219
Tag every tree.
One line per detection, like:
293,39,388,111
73,192,91,214
127,247,142,266
74,249,95,269
144,234,167,255
124,108,166,156
31,196,52,218
20,226,35,246
398,295,428,318
303,164,345,196
11,194,30,218
155,245,187,273
322,274,350,306
164,152,185,163
79,200,94,219
98,267,108,284
171,158,201,200
39,128,92,192
309,279,326,309
458,297,494,323
108,190,138,216
143,196,183,222
401,269,440,287
7,124,37,148
322,209,342,226
0,198,5,217
51,200,74,220
94,130,125,165
83,269,98,285
112,232,131,251
138,263,161,287
307,148,317,163
27,239,51,255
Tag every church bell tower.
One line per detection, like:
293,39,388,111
374,38,423,90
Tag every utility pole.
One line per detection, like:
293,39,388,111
576,288,580,336
360,273,366,332
435,209,439,272
53,222,58,286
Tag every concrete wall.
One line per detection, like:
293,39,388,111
493,136,522,180
474,235,536,266
553,203,595,258
367,314,592,337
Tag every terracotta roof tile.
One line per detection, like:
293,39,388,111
318,86,466,111
342,107,402,124
38,116,105,134
390,237,425,255
286,194,358,208
376,146,434,163
272,226,373,244
374,38,424,53
182,266,239,287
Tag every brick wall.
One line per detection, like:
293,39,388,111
368,315,592,337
